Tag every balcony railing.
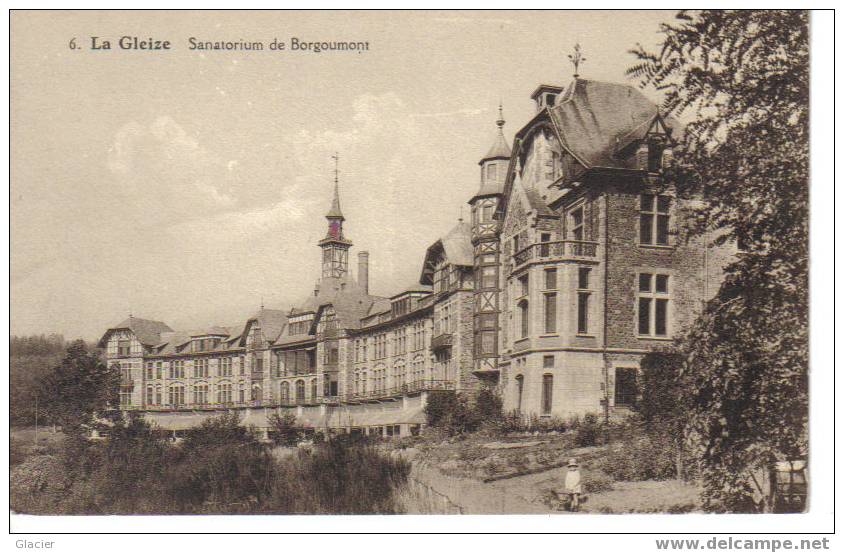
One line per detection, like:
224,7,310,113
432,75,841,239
430,332,454,351
123,380,456,412
512,240,598,269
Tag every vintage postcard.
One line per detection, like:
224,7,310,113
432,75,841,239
8,8,825,539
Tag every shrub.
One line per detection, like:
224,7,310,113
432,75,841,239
11,412,411,515
596,435,678,482
573,413,602,447
423,392,481,435
268,411,303,446
582,469,615,493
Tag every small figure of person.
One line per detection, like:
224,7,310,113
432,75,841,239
564,458,582,512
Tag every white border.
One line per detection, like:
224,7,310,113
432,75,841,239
3,3,837,542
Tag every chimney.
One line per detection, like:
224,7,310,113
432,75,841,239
358,251,370,295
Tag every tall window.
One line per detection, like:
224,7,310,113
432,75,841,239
615,367,638,407
539,232,552,257
155,385,162,405
168,385,184,406
515,374,524,412
155,361,162,379
219,357,232,377
569,206,584,241
218,383,232,404
394,362,406,389
577,267,592,334
120,386,133,407
638,273,670,337
310,379,318,400
280,382,290,403
238,382,245,403
145,362,154,380
296,380,305,401
146,386,154,405
192,384,208,405
518,274,529,297
194,358,208,378
543,268,557,334
542,374,554,415
518,300,529,339
481,266,497,289
640,194,671,245
543,293,557,334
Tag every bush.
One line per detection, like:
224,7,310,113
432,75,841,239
595,434,679,482
10,412,411,515
424,392,481,435
573,413,603,447
266,438,411,514
268,411,303,446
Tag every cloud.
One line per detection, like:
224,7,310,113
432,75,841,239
106,116,237,227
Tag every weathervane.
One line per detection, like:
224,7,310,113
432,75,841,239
496,101,505,131
331,152,339,185
568,43,586,79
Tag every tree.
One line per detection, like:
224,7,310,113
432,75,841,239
38,340,120,433
629,11,808,511
636,352,689,479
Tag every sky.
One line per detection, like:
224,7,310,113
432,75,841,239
11,10,677,341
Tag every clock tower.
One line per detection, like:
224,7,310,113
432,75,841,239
319,154,352,279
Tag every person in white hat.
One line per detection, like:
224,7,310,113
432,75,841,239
564,458,582,511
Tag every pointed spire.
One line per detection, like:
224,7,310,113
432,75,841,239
481,103,512,162
326,152,344,220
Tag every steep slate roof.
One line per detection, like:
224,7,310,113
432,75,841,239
546,78,665,170
481,131,512,162
419,220,474,284
98,317,173,348
440,220,474,266
248,308,289,343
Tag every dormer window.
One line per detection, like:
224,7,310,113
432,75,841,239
545,93,556,107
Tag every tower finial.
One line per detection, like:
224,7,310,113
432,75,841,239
568,43,586,79
496,101,505,132
331,151,339,185
326,152,344,221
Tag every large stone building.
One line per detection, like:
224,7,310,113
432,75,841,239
100,76,730,438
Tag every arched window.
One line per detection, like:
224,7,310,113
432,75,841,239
296,380,305,401
515,375,524,412
393,361,406,390
146,386,154,405
518,299,529,339
168,384,184,407
310,378,318,400
280,381,290,403
238,381,245,403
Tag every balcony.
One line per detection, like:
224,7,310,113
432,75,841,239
122,380,456,412
511,240,598,270
430,332,454,352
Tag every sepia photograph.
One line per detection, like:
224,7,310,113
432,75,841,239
7,7,830,539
